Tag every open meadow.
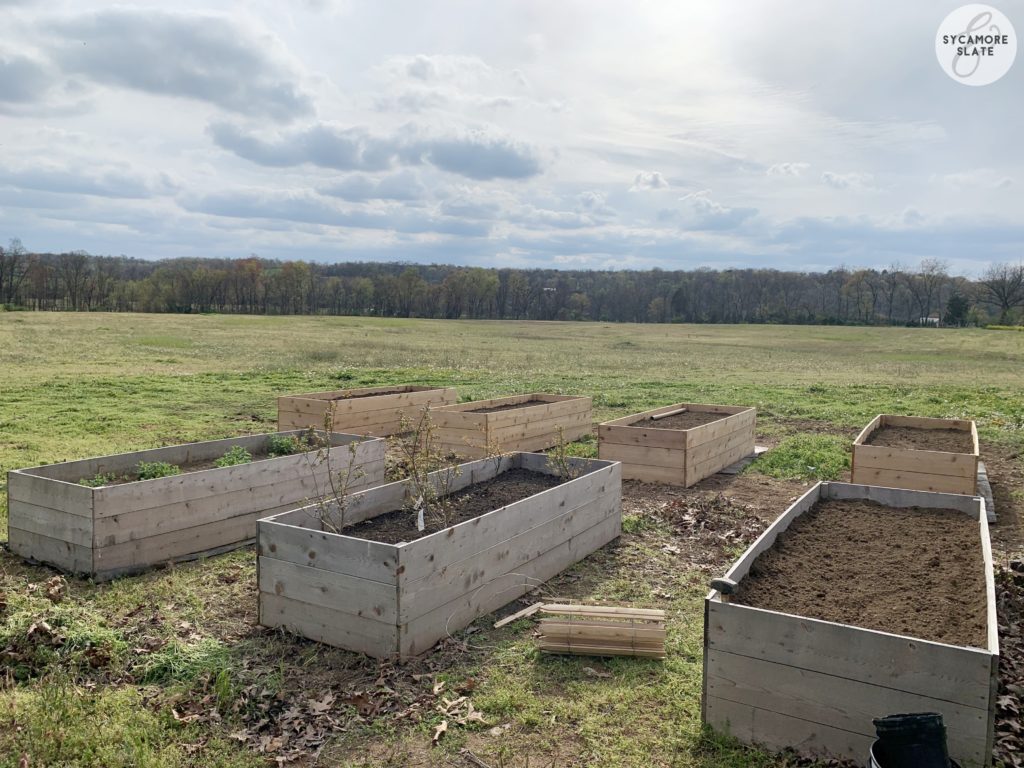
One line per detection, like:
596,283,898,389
1,313,1023,767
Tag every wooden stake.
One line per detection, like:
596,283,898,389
493,601,544,629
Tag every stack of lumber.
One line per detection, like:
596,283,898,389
536,603,666,659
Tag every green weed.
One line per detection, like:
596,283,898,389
136,461,181,480
214,445,252,468
748,435,850,481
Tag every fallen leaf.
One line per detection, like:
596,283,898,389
582,666,612,679
432,679,445,695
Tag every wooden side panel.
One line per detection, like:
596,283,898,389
705,649,989,767
256,519,399,585
7,470,94,516
849,465,976,495
398,484,621,622
705,695,872,763
7,527,93,574
259,556,398,623
398,511,621,658
259,592,399,659
852,444,976,478
596,442,683,470
598,422,686,450
8,499,93,547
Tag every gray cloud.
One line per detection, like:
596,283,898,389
210,122,542,180
320,171,427,202
183,188,491,237
0,52,52,102
630,171,669,191
1,163,173,199
44,9,314,121
821,171,876,191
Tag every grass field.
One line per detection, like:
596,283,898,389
1,313,1023,768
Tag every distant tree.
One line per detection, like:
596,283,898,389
979,262,1024,324
943,294,970,327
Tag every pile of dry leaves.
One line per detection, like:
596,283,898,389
650,491,769,570
995,561,1024,767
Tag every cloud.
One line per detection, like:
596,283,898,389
0,52,52,103
320,171,426,202
767,162,809,177
0,162,174,199
630,171,669,191
183,187,491,237
43,9,314,121
935,169,1013,190
673,190,758,230
821,171,876,191
210,122,542,180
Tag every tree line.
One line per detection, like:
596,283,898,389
1,238,1022,326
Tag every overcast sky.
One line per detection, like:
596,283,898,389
1,1,1021,274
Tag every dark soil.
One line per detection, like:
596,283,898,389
867,425,974,453
84,447,306,486
734,498,987,648
632,410,725,430
329,389,413,400
468,399,551,413
343,468,564,544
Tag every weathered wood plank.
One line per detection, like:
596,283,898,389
8,499,92,548
685,423,756,468
705,695,872,763
7,470,94,516
259,556,398,624
687,440,755,487
706,601,994,708
398,489,620,622
598,423,686,450
257,518,400,584
686,409,756,449
8,527,92,574
850,466,976,495
398,511,621,658
853,444,976,477
594,442,682,470
259,592,400,659
706,649,988,767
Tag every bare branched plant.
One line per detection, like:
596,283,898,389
546,425,582,481
394,406,462,532
303,403,366,534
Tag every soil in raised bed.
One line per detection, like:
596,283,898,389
630,411,725,430
329,389,418,400
343,468,564,544
467,400,552,414
734,498,987,648
866,425,974,453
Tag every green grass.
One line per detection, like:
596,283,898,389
1,313,1022,767
747,435,851,481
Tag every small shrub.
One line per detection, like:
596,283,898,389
136,461,181,480
78,473,120,488
214,445,252,468
747,435,850,481
267,434,309,457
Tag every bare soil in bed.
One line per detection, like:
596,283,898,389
734,498,987,648
867,425,974,453
88,446,311,486
630,410,725,430
329,389,417,400
467,399,551,413
342,468,564,544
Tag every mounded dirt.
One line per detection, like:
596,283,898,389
734,498,987,648
866,425,974,453
631,410,726,430
342,468,564,544
468,399,551,413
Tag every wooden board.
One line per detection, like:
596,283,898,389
851,414,979,496
702,481,997,767
598,403,755,487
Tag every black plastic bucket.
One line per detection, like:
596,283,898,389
869,713,960,768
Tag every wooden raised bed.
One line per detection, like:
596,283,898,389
7,431,385,581
852,414,979,496
277,385,458,437
598,403,755,486
257,452,621,659
702,481,998,768
431,394,592,459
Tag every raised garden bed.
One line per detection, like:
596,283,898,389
257,452,621,659
277,385,458,437
702,481,998,768
852,414,979,497
598,403,755,486
431,393,592,459
7,431,385,581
